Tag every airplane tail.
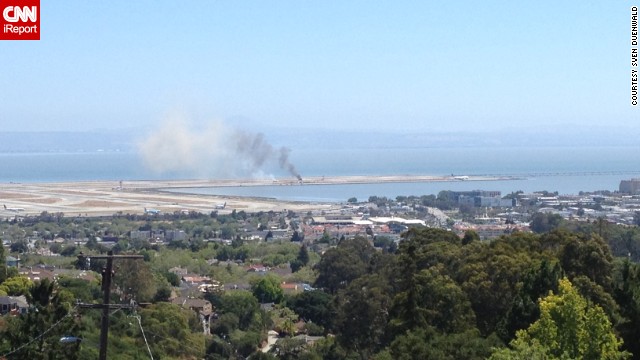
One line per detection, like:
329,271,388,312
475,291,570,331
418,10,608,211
3,205,6,210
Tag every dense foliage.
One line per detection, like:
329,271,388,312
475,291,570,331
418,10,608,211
1,212,640,359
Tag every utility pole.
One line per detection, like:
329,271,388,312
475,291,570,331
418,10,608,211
78,251,143,360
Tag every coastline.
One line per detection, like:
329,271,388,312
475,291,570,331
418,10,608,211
0,175,513,217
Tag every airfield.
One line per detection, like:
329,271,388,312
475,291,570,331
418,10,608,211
0,175,511,217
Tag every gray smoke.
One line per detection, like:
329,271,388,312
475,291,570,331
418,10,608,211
138,120,301,179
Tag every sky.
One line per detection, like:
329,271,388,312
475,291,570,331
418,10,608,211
0,1,637,134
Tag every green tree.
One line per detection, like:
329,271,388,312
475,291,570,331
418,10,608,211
462,229,480,245
334,274,391,359
492,278,629,360
387,328,500,360
297,244,310,266
113,258,157,302
613,259,640,358
10,241,28,254
0,276,32,296
219,291,263,331
291,244,310,273
530,213,563,234
560,233,614,290
252,274,284,303
391,266,475,335
140,302,206,359
287,290,334,330
0,279,80,360
498,259,563,342
206,336,235,359
0,243,6,284
314,237,374,294
163,271,181,286
456,237,536,336
290,230,303,242
57,277,101,302
153,286,172,302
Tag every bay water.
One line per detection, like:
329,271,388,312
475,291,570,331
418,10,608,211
1,146,638,202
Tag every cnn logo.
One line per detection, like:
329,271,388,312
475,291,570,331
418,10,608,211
3,6,37,22
1,0,40,40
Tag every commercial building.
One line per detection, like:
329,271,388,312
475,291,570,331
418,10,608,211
620,179,640,194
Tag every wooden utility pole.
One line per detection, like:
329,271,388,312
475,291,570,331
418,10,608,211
78,251,143,360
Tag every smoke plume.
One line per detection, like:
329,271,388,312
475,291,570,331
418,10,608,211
138,120,301,179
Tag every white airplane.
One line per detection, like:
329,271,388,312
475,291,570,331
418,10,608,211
453,175,469,181
4,205,24,212
144,207,161,214
215,202,227,210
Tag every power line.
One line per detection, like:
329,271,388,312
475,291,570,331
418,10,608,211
77,251,144,360
1,305,79,359
132,314,154,360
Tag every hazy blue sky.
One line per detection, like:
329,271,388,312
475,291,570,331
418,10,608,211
0,1,636,133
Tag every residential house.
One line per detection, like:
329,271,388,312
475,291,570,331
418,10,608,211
0,295,28,315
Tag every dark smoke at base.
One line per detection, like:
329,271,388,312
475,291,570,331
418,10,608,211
138,121,302,179
234,132,301,180
278,148,303,181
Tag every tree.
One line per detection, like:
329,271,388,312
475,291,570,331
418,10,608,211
559,232,614,290
492,278,629,359
462,230,480,245
60,245,77,257
613,259,640,358
206,336,235,359
0,279,80,360
530,213,563,233
390,266,476,335
387,328,500,360
219,291,262,331
270,305,299,336
10,241,28,253
220,224,236,240
290,230,303,242
334,274,392,358
163,271,181,286
291,244,310,271
287,290,334,330
113,258,157,302
153,286,172,302
140,303,206,359
252,274,284,303
57,277,101,303
498,259,563,342
0,276,32,296
0,243,7,284
314,237,373,294
297,244,310,266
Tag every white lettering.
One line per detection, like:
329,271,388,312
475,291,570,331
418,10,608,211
2,6,37,23
3,24,38,35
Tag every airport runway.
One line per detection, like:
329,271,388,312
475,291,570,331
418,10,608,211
0,175,511,216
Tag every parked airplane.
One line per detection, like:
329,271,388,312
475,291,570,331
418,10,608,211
215,202,227,210
4,205,24,212
453,175,469,181
144,207,161,214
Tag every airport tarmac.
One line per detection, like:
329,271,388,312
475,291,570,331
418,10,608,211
0,175,510,217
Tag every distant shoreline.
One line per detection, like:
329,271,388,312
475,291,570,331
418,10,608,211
0,175,521,217
151,174,522,190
